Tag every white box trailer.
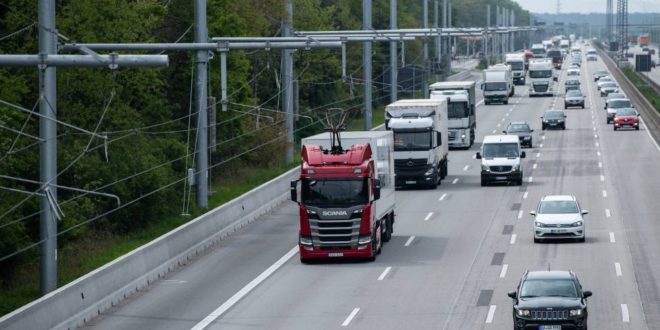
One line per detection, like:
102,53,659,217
505,53,527,85
384,99,449,188
429,81,477,149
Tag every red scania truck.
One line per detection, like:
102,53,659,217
290,129,395,262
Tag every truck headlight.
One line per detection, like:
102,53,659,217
358,235,372,245
461,134,466,140
570,309,583,316
299,235,313,246
517,309,531,317
513,164,521,171
425,166,435,176
481,165,490,172
572,221,583,227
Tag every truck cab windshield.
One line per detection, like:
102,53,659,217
448,102,470,119
393,131,432,151
484,82,507,91
507,61,524,70
529,70,552,78
301,178,368,206
483,143,519,158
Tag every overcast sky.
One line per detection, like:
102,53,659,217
510,0,660,14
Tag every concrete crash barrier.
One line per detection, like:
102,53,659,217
0,167,299,330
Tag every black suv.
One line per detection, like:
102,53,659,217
508,270,592,330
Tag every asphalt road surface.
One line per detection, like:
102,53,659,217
84,44,660,330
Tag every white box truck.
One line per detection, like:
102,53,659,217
429,81,477,149
384,99,449,189
505,53,527,85
482,65,513,105
528,59,555,97
531,43,546,58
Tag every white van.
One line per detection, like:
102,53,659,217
476,135,526,186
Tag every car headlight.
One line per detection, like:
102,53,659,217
481,165,490,172
557,119,564,122
535,221,546,228
425,167,435,176
517,309,531,317
572,221,583,227
570,309,583,316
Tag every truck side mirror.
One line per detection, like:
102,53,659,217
374,179,382,201
437,131,442,146
290,180,298,203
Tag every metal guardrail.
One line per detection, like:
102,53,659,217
596,47,660,145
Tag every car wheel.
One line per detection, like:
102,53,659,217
636,126,640,131
529,141,533,148
480,179,487,187
504,100,509,105
564,105,568,109
534,237,541,243
614,126,617,131
580,236,586,243
582,105,585,109
562,124,566,130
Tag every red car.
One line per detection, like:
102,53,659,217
613,108,640,130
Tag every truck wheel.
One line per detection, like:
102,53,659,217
382,215,393,242
443,161,448,179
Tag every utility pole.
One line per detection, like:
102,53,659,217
194,0,209,208
282,0,294,164
443,0,450,77
485,4,491,67
390,0,397,103
423,0,429,97
434,0,440,81
363,0,372,130
38,0,57,295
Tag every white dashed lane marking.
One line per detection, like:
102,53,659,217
439,193,447,201
517,210,524,219
377,267,392,281
610,232,616,243
510,234,517,245
342,308,360,327
500,264,509,278
452,178,459,185
424,212,434,221
621,304,630,323
485,305,497,324
615,262,622,277
606,209,611,218
603,190,608,198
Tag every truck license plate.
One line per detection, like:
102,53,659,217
405,181,416,184
539,325,561,330
328,253,344,257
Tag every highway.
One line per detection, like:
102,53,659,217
84,44,660,330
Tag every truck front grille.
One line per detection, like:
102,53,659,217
533,84,549,92
395,158,428,174
310,219,360,246
531,310,569,321
490,165,512,172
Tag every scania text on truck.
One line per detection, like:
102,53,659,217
429,81,477,149
528,59,554,97
505,53,527,85
291,130,396,262
385,99,449,188
482,65,513,105
531,43,546,59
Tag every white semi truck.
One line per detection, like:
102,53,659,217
384,99,449,189
528,59,555,97
429,81,477,149
505,53,527,85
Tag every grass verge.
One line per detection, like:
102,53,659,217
622,68,660,113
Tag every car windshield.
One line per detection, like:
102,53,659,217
566,80,580,85
539,200,579,214
393,131,432,151
507,61,524,70
301,178,368,207
448,102,470,119
507,124,530,133
529,70,552,78
602,82,617,88
595,71,607,75
608,93,625,99
484,82,507,91
482,143,519,158
600,77,613,82
520,279,579,298
616,108,637,116
544,111,564,119
566,90,583,97
609,100,631,108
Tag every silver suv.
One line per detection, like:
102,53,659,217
531,195,588,243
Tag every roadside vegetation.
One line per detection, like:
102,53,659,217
0,0,529,316
623,69,660,113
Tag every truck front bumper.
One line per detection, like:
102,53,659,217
395,173,436,188
481,170,522,184
299,245,373,260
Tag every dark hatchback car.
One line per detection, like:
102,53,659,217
541,110,567,130
503,121,534,148
508,270,592,330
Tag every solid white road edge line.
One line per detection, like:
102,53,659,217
485,305,497,323
621,304,630,323
342,308,360,327
424,212,434,221
510,234,517,245
378,267,392,281
404,236,415,247
439,193,447,201
190,246,299,330
500,264,509,278
640,117,660,152
615,262,622,277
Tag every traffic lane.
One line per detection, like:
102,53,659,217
489,99,647,329
86,204,301,330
